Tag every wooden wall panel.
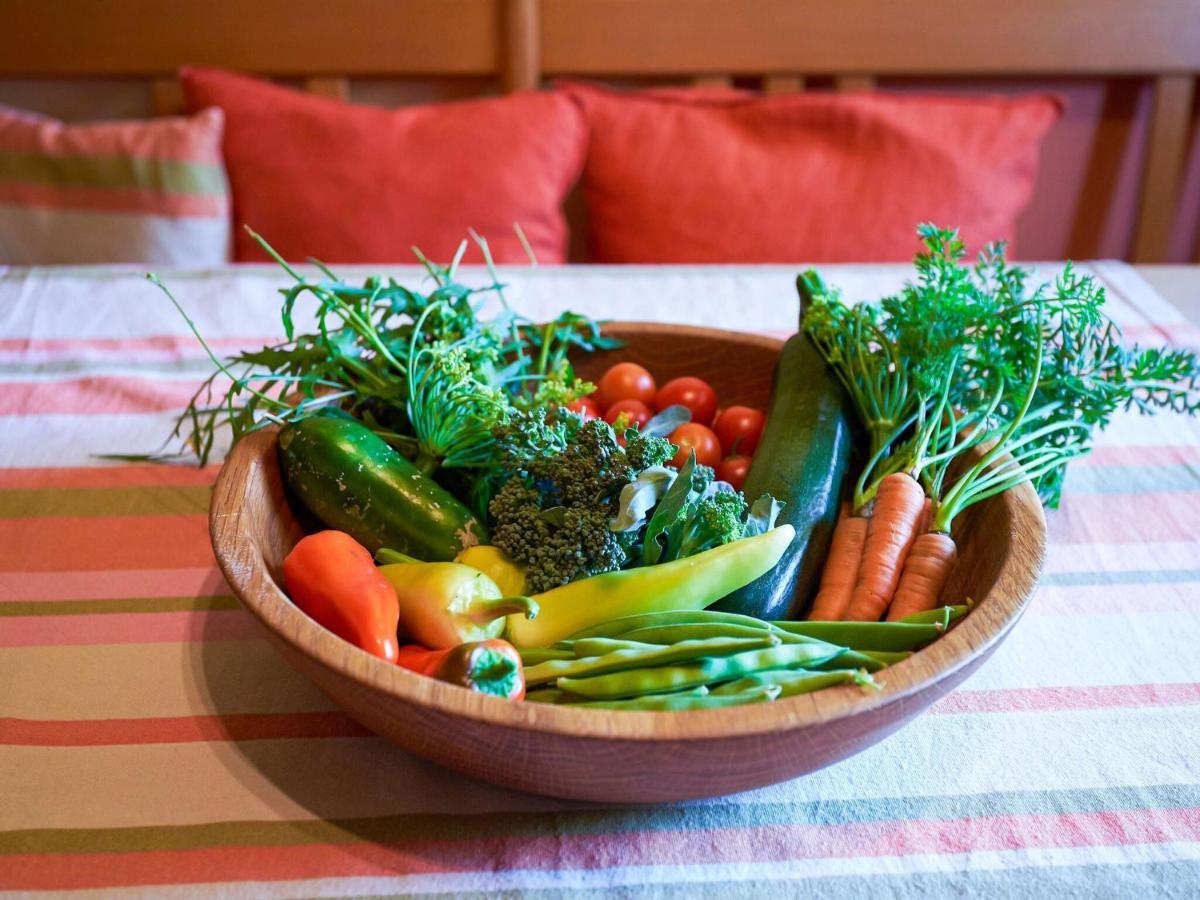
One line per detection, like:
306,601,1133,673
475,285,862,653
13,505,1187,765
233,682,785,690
540,0,1200,76
0,0,501,76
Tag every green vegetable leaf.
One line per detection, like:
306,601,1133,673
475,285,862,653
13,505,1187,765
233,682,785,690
642,452,697,566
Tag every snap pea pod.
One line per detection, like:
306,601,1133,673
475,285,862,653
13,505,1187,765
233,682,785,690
711,668,875,697
570,685,779,710
618,623,784,645
898,605,970,627
567,633,779,659
523,688,571,704
566,609,776,641
815,649,910,672
519,647,574,666
556,641,844,700
524,635,777,687
769,620,943,652
524,685,711,705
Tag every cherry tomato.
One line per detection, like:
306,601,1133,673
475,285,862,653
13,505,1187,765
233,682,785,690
655,376,718,426
604,398,653,429
713,405,766,456
717,455,752,491
596,362,656,408
668,423,722,469
565,397,601,421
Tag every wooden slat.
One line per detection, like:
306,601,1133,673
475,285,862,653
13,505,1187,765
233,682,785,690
835,75,876,93
764,75,804,94
0,0,501,75
304,77,350,102
541,0,1200,76
502,0,541,92
150,78,185,116
1132,75,1196,262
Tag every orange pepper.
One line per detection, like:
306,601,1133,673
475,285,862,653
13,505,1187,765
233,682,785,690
283,530,400,663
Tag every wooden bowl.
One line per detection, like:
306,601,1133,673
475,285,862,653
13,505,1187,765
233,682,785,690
210,324,1046,802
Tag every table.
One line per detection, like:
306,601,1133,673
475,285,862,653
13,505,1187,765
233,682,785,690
2,261,1199,897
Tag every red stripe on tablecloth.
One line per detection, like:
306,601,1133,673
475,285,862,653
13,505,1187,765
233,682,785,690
6,681,1196,748
0,465,219,489
0,712,370,746
4,806,1199,890
0,566,225,601
0,377,205,416
0,609,260,646
929,682,1200,715
0,515,212,571
1047,492,1200,544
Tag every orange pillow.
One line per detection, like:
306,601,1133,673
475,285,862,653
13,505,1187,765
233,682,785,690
564,83,1062,263
182,68,587,263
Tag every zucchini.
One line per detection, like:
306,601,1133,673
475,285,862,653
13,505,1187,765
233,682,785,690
278,416,486,560
713,285,853,619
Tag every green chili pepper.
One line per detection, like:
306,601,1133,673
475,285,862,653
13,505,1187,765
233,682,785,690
712,668,876,697
556,641,844,699
898,604,969,627
505,525,795,648
770,620,944,652
525,635,778,687
518,647,574,666
570,685,779,710
567,609,777,641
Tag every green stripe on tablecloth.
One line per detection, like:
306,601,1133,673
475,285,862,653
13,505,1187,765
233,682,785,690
0,152,227,196
0,595,236,616
0,485,210,518
1043,568,1200,587
1066,463,1200,495
1,782,1196,855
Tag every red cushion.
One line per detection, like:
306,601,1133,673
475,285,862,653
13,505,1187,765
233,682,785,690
182,68,586,263
564,83,1062,263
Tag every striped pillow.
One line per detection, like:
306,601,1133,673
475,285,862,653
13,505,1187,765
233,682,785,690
0,105,231,265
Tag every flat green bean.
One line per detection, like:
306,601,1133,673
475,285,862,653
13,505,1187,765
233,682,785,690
898,604,969,627
571,684,779,710
770,620,943,652
556,641,845,700
858,650,913,666
618,623,783,645
712,668,876,697
565,610,775,641
524,635,777,687
518,647,574,666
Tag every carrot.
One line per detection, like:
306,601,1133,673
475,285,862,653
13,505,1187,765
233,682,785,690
807,514,869,620
918,497,932,535
844,472,926,622
886,532,958,621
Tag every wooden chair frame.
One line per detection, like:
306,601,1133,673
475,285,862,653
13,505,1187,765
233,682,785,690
4,0,1198,261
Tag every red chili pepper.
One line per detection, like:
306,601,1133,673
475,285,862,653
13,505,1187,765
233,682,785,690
397,639,526,700
282,530,400,663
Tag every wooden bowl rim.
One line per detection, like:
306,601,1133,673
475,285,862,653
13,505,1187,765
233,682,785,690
210,323,1046,743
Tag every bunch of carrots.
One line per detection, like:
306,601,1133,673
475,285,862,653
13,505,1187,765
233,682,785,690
803,226,1200,623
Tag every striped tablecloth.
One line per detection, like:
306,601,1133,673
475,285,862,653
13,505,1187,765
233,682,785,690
2,261,1199,897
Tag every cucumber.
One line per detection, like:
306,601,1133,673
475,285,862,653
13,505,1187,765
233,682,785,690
278,416,487,560
713,288,853,619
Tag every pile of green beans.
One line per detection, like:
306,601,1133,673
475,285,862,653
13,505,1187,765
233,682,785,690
520,605,968,711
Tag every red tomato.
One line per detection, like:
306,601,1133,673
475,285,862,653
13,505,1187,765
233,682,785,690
713,405,766,456
604,398,653,429
656,376,718,425
717,455,752,491
565,397,601,421
596,362,656,408
668,423,722,469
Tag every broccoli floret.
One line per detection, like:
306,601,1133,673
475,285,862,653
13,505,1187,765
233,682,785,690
489,416,655,592
676,491,748,558
624,428,675,470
